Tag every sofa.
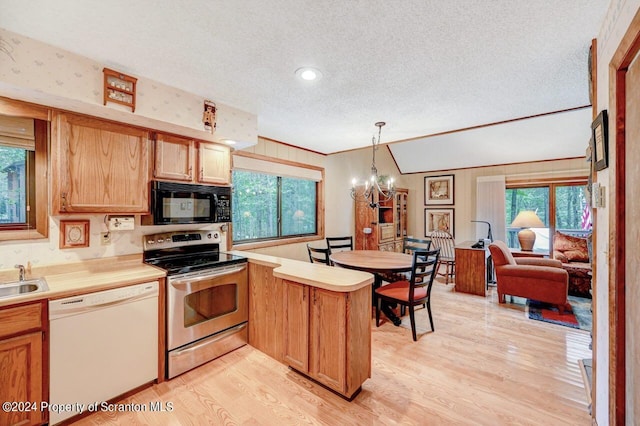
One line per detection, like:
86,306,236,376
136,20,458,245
552,231,592,298
489,241,569,313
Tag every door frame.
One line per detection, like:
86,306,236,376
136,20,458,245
610,8,640,424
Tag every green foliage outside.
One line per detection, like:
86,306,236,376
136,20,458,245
505,184,589,248
0,146,26,223
232,170,316,242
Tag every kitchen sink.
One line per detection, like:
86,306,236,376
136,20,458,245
0,278,49,300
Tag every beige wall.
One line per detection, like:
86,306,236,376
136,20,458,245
406,158,589,243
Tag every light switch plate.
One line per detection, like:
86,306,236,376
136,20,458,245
592,183,606,208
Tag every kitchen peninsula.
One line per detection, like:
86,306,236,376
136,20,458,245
229,251,374,399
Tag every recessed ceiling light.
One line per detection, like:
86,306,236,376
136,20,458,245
295,67,322,82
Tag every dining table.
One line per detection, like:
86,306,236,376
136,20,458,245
330,250,414,326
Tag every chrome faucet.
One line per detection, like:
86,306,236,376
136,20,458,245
15,264,25,281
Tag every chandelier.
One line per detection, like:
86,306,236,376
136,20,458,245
350,121,395,208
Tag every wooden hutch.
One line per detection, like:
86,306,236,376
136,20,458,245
354,188,408,251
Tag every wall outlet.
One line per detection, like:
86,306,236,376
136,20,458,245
101,232,111,245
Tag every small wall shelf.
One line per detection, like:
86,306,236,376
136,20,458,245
103,68,137,112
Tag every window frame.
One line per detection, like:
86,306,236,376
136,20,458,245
230,151,324,250
0,97,49,241
505,176,589,252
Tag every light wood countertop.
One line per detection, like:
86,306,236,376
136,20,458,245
227,251,373,292
0,250,373,308
0,254,166,308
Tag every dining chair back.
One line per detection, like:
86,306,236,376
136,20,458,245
402,237,432,254
326,236,353,253
375,249,440,341
307,244,331,265
429,231,456,284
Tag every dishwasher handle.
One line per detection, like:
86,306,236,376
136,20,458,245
49,282,158,320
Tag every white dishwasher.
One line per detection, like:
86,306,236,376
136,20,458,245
49,281,159,425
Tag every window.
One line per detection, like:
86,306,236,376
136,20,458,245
231,153,323,247
0,145,30,226
0,106,49,241
505,181,590,250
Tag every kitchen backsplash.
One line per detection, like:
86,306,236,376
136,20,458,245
0,216,225,271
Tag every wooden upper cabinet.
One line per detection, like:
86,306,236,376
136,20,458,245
153,135,230,185
52,113,151,214
153,133,195,182
198,142,230,185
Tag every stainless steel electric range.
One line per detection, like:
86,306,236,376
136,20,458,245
143,230,248,379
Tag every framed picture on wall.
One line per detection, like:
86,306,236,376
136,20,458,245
591,110,609,171
60,220,90,249
424,175,454,205
424,208,454,237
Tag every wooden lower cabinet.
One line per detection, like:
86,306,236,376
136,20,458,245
247,263,285,362
0,302,46,426
282,282,309,372
283,280,371,399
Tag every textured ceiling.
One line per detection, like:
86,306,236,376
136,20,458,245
0,1,608,171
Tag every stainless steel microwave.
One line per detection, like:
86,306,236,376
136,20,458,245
149,181,231,225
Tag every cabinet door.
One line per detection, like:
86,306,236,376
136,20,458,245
0,332,43,426
154,133,194,182
248,263,284,362
309,288,346,393
283,280,309,372
54,113,151,213
198,142,230,185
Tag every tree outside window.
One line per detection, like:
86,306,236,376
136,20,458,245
232,170,317,243
505,183,590,250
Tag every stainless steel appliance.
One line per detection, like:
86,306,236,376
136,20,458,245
148,181,231,225
143,230,248,378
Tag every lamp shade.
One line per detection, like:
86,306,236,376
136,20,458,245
510,210,545,228
511,210,544,251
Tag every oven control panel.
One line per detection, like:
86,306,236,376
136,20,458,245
143,230,221,251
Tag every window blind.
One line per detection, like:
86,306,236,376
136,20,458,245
233,154,323,181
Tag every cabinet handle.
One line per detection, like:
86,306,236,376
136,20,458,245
200,168,203,180
61,192,67,211
312,289,316,304
188,166,193,179
302,290,306,301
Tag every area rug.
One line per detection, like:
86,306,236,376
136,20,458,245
527,296,592,331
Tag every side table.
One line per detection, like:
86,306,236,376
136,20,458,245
510,248,549,258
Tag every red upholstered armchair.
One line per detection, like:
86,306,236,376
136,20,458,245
488,241,569,314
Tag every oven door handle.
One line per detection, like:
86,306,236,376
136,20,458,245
170,265,247,287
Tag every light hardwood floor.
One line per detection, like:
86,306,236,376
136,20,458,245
75,280,592,425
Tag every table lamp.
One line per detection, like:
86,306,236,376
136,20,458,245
511,210,544,251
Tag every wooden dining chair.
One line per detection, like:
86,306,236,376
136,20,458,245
307,244,331,265
429,231,456,284
402,237,432,254
375,249,440,341
326,236,353,252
